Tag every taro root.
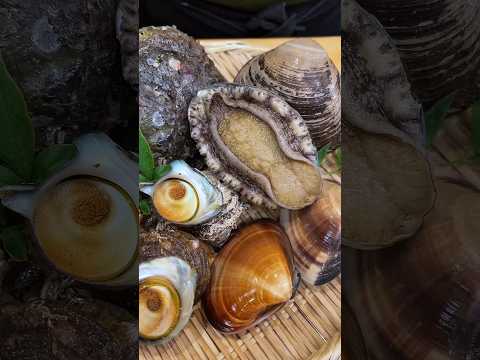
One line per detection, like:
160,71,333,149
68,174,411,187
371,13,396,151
357,0,480,110
235,38,341,149
140,228,214,302
139,26,224,162
342,125,435,249
280,180,341,286
202,221,298,333
0,0,121,131
116,0,139,90
189,83,323,210
344,181,480,359
342,0,425,145
0,299,137,360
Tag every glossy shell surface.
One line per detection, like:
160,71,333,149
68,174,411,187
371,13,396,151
139,257,196,344
189,83,323,210
203,221,298,334
235,38,341,149
281,180,341,286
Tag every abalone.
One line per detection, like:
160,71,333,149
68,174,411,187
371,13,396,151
188,83,323,210
139,26,224,162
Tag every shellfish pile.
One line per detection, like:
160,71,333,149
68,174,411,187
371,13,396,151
137,28,341,342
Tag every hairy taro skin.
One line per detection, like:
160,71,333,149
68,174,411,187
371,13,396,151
0,0,123,133
0,300,137,360
139,26,224,162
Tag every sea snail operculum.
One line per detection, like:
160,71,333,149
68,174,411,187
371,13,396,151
188,84,324,210
139,257,196,343
140,160,223,225
235,38,341,149
1,134,139,287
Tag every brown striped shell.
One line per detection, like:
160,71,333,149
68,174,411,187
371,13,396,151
202,221,298,333
280,180,341,286
357,0,480,110
188,83,324,210
235,38,341,149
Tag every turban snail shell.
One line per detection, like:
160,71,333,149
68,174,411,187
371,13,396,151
357,0,480,110
140,160,224,225
1,134,139,287
188,84,324,210
203,221,299,333
139,257,196,343
139,26,224,162
235,38,341,149
280,180,341,286
140,228,214,302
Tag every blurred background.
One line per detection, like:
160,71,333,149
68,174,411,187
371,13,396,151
140,0,340,37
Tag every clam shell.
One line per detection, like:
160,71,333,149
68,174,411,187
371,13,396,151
140,228,214,302
139,257,196,343
357,0,480,110
202,221,299,334
188,83,323,210
235,38,341,149
344,181,480,358
281,180,341,286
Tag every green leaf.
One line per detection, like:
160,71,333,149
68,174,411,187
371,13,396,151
1,225,28,261
472,100,480,157
0,164,23,185
139,174,149,182
139,129,154,181
0,54,35,180
335,148,342,169
425,94,455,146
33,144,77,182
139,199,151,216
153,164,172,181
316,144,331,166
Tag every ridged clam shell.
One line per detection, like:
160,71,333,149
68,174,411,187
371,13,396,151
203,221,298,333
140,228,214,302
280,180,341,286
188,83,323,210
344,181,480,359
235,38,341,149
357,0,480,110
139,257,196,343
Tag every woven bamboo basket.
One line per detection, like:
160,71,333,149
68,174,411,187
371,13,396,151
139,38,342,360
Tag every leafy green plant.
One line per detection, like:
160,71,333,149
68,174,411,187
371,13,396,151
139,129,171,182
139,199,152,216
0,53,78,260
316,143,331,166
425,94,455,146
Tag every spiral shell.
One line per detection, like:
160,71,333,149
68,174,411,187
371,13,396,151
188,83,323,210
235,38,341,149
203,221,298,333
2,134,139,287
140,160,223,225
139,257,196,343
